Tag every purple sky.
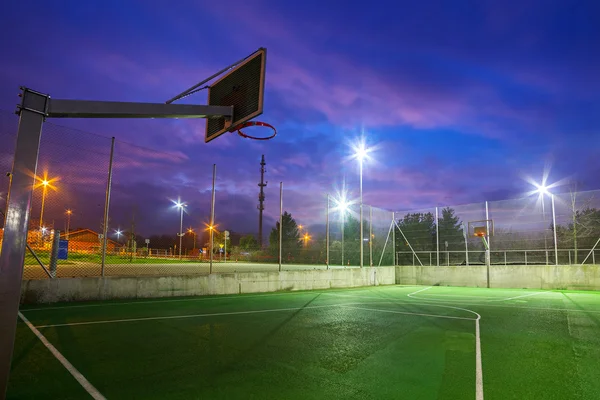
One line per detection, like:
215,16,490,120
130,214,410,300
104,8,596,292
1,0,599,238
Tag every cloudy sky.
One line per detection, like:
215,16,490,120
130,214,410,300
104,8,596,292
1,0,599,238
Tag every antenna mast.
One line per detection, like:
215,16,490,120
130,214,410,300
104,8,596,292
258,155,267,248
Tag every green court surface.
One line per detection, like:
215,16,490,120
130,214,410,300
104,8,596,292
8,285,600,399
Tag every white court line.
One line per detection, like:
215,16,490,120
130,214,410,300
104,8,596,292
33,301,464,329
417,293,500,299
18,312,106,400
406,287,484,400
489,291,547,302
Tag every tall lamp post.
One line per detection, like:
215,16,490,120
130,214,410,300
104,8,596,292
65,209,72,239
173,200,186,260
534,184,558,266
350,139,372,268
187,227,196,250
332,193,350,266
38,179,50,229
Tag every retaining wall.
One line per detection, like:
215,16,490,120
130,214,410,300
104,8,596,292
396,265,600,290
21,267,396,304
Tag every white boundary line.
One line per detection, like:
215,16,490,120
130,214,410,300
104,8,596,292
33,301,468,329
488,291,547,302
18,312,106,400
406,287,484,400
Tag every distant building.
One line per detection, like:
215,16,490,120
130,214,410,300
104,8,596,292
59,229,121,253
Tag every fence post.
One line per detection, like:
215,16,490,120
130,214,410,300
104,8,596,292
525,251,528,265
209,164,216,274
551,194,558,265
278,182,283,271
101,137,115,277
326,194,329,269
369,206,373,267
49,230,60,278
391,212,396,266
485,201,491,288
435,207,440,267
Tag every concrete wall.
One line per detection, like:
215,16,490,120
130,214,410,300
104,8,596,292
396,265,600,291
21,267,396,304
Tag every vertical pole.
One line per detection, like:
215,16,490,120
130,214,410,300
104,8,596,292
341,211,345,266
551,194,558,265
392,212,396,266
49,230,60,278
101,137,115,276
209,164,216,274
485,201,491,288
435,207,440,267
66,211,71,240
0,88,46,397
369,206,373,267
359,159,364,268
463,223,469,266
39,185,47,229
326,194,330,269
278,182,283,271
178,207,183,260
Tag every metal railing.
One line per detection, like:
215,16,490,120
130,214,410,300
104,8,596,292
396,249,598,266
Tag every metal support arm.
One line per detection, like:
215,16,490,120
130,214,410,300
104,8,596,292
48,99,233,119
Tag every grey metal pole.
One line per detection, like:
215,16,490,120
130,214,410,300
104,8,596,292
485,201,491,288
326,194,330,269
551,194,558,265
178,206,184,260
463,223,470,266
101,137,115,276
210,164,216,274
279,182,283,271
359,159,364,268
341,211,345,266
392,212,396,266
369,205,373,267
0,88,46,397
49,230,60,278
435,207,440,267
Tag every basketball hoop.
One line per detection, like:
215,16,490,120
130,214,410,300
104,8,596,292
232,121,277,141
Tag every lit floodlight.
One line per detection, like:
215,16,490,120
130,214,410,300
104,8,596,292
115,229,122,237
349,137,373,164
535,184,550,195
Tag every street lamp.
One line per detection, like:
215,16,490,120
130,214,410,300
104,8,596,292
39,180,49,229
65,209,72,239
533,183,558,266
350,138,373,268
187,227,196,250
173,199,186,260
332,193,351,266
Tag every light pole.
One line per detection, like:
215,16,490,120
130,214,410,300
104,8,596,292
534,184,558,266
187,227,196,250
332,193,350,266
65,209,72,240
174,200,186,260
39,180,49,229
351,139,370,268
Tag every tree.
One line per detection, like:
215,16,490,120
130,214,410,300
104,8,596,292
394,212,436,265
556,207,600,261
240,234,259,251
269,211,302,259
211,230,231,253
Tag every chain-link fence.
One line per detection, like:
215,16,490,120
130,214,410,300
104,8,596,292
1,112,395,280
395,191,600,266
